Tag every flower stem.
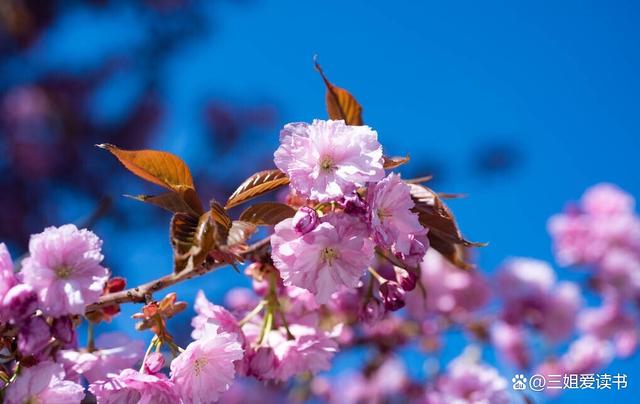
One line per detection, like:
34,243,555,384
86,321,96,353
238,301,266,326
367,267,386,283
140,335,158,373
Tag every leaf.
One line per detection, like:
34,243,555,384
314,58,363,126
383,155,410,170
209,200,232,244
125,193,197,215
226,169,290,209
98,144,195,192
169,212,215,274
239,202,296,226
428,234,474,270
408,183,485,269
405,175,433,184
227,220,258,246
210,221,258,269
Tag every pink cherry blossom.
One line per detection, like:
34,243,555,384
264,324,339,381
0,243,17,300
0,244,36,323
170,332,244,403
595,248,640,299
60,332,144,383
578,297,638,357
271,213,374,303
548,184,640,267
274,119,384,201
496,258,556,302
5,360,84,404
582,183,635,216
192,290,243,343
426,358,509,404
406,249,489,319
366,173,427,258
331,357,407,404
21,225,109,316
561,335,613,374
496,258,582,342
89,368,180,404
491,321,530,368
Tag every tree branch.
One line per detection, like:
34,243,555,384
85,236,272,314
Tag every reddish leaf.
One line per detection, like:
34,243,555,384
383,155,410,170
125,192,198,215
428,235,474,270
225,169,290,209
169,212,214,274
209,200,233,245
239,202,296,226
98,144,195,192
314,59,363,126
405,175,433,184
408,183,485,269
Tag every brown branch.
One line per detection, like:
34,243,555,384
85,236,272,314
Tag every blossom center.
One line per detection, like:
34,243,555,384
376,208,391,221
193,357,208,376
321,247,339,266
319,155,336,172
56,265,73,279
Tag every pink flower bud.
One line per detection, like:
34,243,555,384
342,193,368,217
3,283,38,323
144,352,165,374
52,316,76,347
395,267,418,291
292,206,319,235
379,281,406,312
18,316,52,360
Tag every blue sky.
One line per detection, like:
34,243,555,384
19,1,640,402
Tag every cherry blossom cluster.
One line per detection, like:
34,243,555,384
0,116,638,403
272,119,428,305
488,184,640,394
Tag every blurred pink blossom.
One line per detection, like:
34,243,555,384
6,361,84,404
425,358,509,404
60,333,144,383
89,368,179,404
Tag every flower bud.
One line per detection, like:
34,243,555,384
18,316,52,360
144,352,166,374
52,316,76,347
342,194,367,217
3,283,38,323
395,267,418,291
292,206,319,235
379,281,406,311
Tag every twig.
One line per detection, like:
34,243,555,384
85,236,271,314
